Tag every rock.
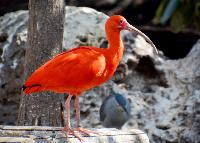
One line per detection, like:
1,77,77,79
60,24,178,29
0,11,28,125
179,90,200,143
63,7,108,49
0,6,200,143
122,40,200,143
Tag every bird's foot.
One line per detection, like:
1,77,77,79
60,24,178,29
75,127,100,136
63,126,84,142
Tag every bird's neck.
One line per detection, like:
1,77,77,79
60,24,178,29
99,27,125,81
106,28,124,67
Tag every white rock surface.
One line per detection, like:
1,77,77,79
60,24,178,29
63,7,108,49
0,6,199,143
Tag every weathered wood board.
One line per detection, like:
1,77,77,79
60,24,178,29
0,126,149,143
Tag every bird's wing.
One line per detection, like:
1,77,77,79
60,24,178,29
115,94,130,114
24,47,106,94
99,99,107,122
100,95,114,121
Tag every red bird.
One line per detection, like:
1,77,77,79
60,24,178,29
23,15,157,141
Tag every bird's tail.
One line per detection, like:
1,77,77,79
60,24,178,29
22,84,42,95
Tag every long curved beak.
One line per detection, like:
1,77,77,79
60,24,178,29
125,24,158,54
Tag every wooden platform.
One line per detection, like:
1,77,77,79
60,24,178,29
0,125,149,143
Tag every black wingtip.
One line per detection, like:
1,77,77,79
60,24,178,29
21,84,41,91
21,85,26,91
20,85,27,91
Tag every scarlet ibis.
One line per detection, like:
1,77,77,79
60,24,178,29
23,15,157,141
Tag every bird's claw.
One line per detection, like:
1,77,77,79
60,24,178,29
63,127,85,143
75,127,100,136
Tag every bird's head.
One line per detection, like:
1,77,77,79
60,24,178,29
106,15,158,53
105,15,132,31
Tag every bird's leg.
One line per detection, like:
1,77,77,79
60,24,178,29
74,95,80,126
63,94,84,142
74,96,98,136
63,94,72,131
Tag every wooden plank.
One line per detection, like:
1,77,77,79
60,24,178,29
0,137,36,143
0,126,149,143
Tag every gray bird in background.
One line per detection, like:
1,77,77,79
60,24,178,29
99,92,131,129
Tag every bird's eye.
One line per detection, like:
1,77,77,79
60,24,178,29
119,20,123,24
